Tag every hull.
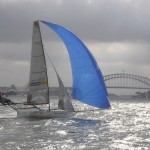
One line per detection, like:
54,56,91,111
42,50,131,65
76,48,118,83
17,110,74,119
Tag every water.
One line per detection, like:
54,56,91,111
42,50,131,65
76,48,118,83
0,96,150,150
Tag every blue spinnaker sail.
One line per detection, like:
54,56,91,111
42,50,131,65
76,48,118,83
41,21,110,108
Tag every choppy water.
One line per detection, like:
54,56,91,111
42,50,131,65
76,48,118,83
0,96,150,150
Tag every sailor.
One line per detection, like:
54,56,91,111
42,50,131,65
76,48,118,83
58,99,64,110
0,91,14,105
27,91,32,103
0,91,3,104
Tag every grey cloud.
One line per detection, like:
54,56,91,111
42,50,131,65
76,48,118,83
0,0,150,86
0,0,150,43
0,42,30,61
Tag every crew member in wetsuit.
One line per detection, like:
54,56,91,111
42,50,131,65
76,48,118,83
27,91,32,103
0,92,3,104
0,91,14,105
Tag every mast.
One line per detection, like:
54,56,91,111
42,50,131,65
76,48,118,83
38,21,50,110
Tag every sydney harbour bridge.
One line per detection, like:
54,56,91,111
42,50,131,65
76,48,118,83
103,73,150,90
103,73,150,99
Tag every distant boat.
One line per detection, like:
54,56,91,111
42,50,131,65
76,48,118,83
0,20,110,119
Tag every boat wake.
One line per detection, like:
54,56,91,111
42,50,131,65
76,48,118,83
0,112,17,119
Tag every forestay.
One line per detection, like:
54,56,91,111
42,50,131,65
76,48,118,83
29,21,49,104
41,21,110,109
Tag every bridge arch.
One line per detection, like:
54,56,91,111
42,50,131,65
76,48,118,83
103,73,150,89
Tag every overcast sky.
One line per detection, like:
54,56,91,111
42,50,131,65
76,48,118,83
0,0,150,87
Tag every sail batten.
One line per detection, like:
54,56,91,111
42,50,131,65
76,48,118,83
41,21,111,109
32,56,44,57
33,41,43,43
32,71,46,74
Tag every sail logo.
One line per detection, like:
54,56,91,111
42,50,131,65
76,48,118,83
30,80,47,86
30,81,40,86
40,80,47,86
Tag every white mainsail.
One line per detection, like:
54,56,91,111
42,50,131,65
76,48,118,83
29,21,49,104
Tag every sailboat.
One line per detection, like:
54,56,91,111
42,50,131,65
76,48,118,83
0,20,110,119
17,21,75,118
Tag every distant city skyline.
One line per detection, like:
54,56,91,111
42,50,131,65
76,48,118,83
0,0,150,86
